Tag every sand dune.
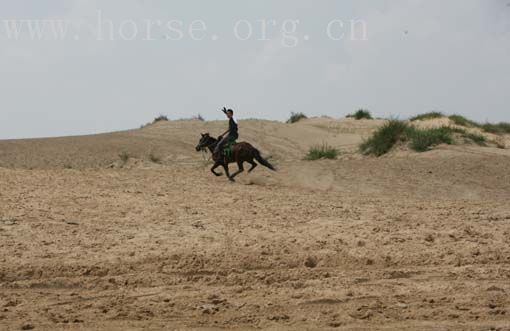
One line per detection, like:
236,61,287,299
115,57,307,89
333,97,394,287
0,118,385,169
1,118,509,330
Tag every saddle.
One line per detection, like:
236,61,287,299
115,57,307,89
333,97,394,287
222,140,237,158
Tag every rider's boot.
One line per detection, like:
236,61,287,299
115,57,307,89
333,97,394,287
213,149,222,161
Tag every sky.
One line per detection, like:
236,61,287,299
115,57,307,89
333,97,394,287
0,0,509,139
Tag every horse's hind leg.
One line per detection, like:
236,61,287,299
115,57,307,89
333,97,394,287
248,160,258,173
230,161,244,180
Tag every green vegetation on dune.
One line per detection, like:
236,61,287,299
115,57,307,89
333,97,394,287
360,120,412,156
462,132,487,146
481,122,510,134
409,127,453,152
287,112,307,124
410,112,510,135
360,120,495,156
448,114,479,128
347,109,373,120
448,115,510,135
140,115,169,128
305,144,339,160
410,112,444,121
153,115,169,123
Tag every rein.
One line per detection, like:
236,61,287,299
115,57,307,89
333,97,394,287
201,138,218,150
201,149,210,161
199,138,218,161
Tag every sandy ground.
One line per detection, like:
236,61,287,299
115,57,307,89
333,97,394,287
1,118,509,330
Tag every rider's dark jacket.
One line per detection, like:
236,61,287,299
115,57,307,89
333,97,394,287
229,117,239,140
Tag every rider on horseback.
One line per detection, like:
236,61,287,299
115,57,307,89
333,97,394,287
213,107,238,158
195,110,275,181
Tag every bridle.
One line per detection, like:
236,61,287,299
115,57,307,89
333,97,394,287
198,137,217,150
197,137,217,162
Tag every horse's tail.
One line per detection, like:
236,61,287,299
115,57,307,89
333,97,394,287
254,149,276,171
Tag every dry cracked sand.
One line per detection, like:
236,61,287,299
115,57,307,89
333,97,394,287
0,118,509,330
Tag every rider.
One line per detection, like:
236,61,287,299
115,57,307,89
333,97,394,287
214,107,238,158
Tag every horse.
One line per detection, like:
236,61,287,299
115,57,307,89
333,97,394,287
195,133,276,181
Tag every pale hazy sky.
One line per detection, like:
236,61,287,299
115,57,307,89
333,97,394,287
0,0,509,139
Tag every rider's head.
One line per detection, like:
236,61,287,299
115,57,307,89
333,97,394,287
226,109,234,118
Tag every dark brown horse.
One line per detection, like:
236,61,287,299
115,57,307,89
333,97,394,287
195,133,276,181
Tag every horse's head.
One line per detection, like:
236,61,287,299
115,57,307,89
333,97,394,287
195,133,216,152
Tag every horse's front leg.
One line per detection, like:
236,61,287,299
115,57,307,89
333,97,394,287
211,162,223,176
222,163,234,182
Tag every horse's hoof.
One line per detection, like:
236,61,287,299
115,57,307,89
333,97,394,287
228,177,235,182
215,173,223,177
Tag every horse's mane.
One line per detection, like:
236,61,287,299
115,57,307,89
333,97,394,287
204,133,218,143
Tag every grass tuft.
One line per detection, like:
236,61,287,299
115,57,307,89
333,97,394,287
361,114,509,156
463,132,487,146
481,122,510,135
410,112,444,121
305,144,339,160
360,121,462,155
360,120,412,156
347,109,373,120
153,115,169,123
287,112,307,124
448,115,510,135
141,114,170,128
408,113,510,135
448,114,479,128
409,127,453,152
